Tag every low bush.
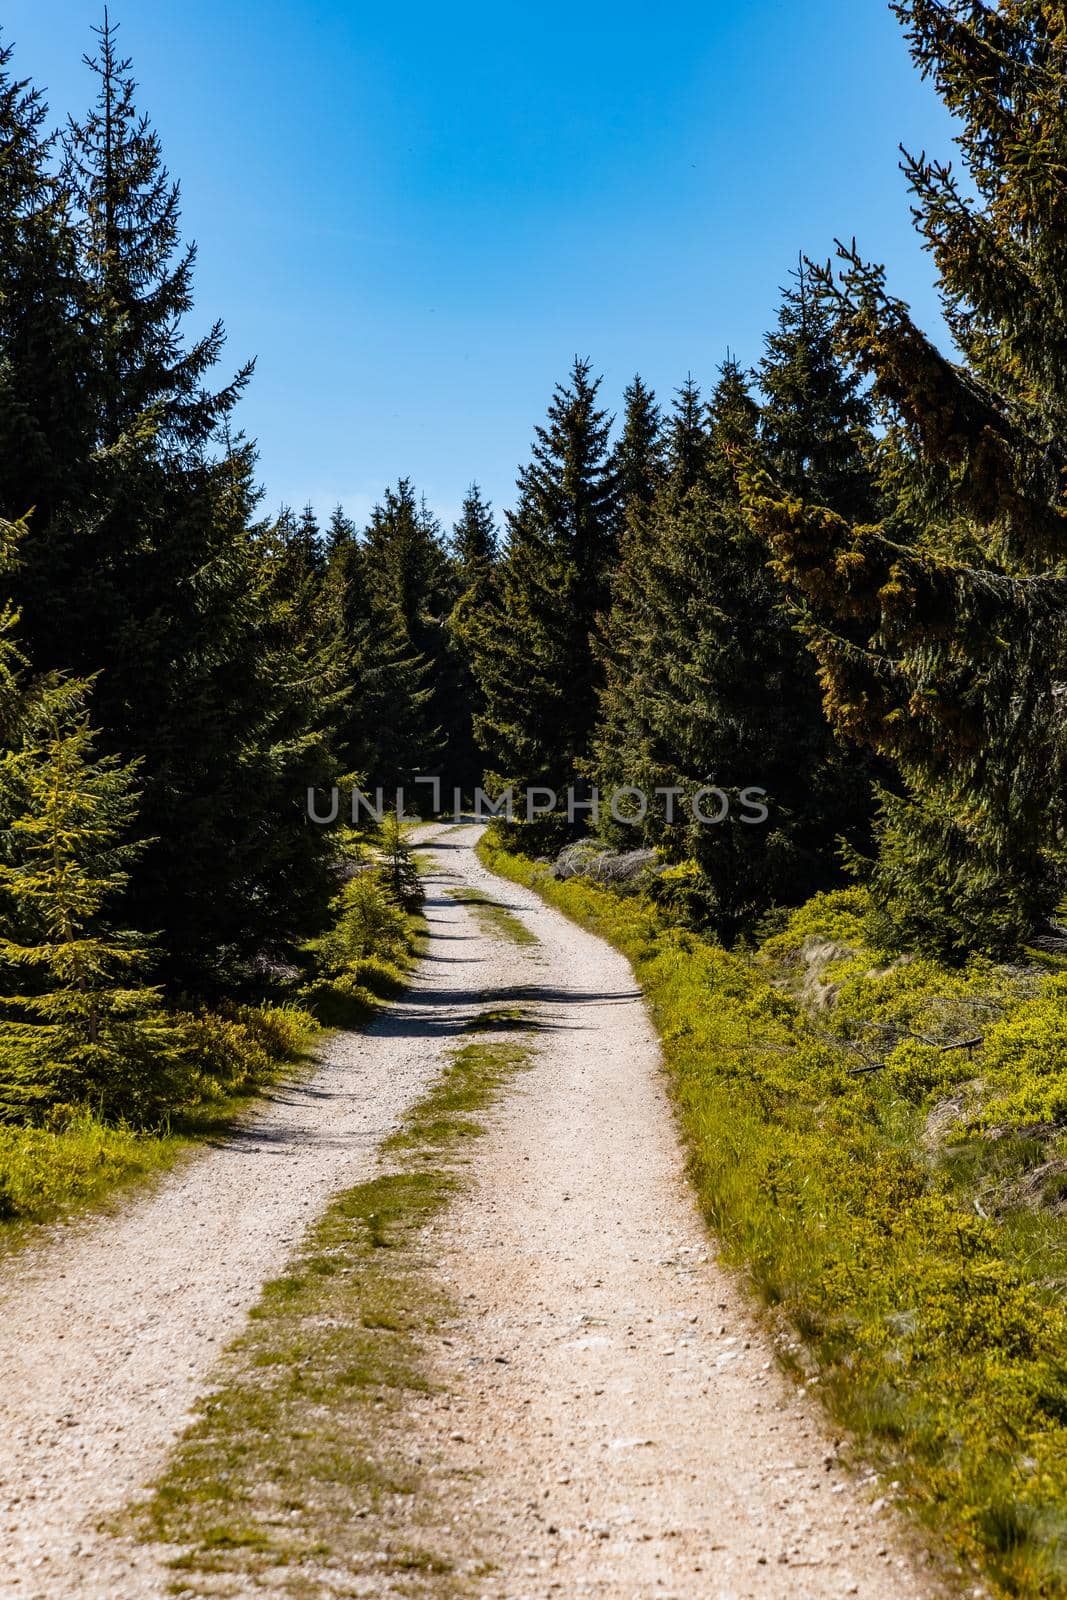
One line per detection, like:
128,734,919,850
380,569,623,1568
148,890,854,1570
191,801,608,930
300,973,379,1029
309,871,412,974
222,1003,318,1062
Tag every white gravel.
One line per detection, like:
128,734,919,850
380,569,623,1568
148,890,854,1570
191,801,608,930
0,824,945,1598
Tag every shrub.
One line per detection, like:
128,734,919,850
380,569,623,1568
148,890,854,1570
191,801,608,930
309,871,411,975
174,1012,271,1103
965,978,1067,1133
301,974,378,1029
221,1003,317,1062
351,956,407,998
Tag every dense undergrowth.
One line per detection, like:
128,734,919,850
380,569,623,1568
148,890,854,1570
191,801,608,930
480,832,1067,1598
0,823,424,1228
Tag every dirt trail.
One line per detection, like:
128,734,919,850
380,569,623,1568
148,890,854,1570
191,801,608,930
406,826,935,1599
0,825,940,1598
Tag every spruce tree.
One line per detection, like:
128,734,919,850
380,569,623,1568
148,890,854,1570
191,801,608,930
363,480,455,667
448,486,499,797
118,441,347,984
745,0,1067,957
0,517,178,1124
757,260,875,518
755,266,881,847
610,375,666,531
594,372,710,857
2,21,345,985
322,502,436,792
452,483,498,596
295,502,325,576
361,479,457,784
666,375,711,493
0,674,183,1125
61,15,250,452
596,363,866,937
325,503,357,557
0,35,93,540
469,359,617,831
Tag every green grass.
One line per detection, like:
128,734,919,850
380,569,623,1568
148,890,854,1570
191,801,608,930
461,1005,534,1033
0,1005,323,1234
479,834,1067,1600
0,1114,184,1236
444,884,538,946
130,1011,533,1597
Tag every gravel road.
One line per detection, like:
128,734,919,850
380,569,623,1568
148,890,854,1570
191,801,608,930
406,826,938,1599
0,824,942,1598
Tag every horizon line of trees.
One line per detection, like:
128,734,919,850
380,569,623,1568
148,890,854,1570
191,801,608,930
0,0,1062,1139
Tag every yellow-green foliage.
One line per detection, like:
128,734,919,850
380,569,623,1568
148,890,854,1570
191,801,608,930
222,1004,317,1063
759,886,870,957
170,1005,317,1110
310,871,412,973
174,1012,272,1103
967,978,1067,1132
480,834,1067,1598
351,955,408,998
0,1111,179,1225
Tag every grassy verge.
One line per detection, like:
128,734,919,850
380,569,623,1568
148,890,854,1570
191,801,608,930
0,1115,186,1235
0,1004,322,1234
478,833,1067,1599
129,1012,533,1597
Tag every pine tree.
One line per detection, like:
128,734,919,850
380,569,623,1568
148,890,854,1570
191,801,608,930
325,503,357,557
295,501,325,576
757,260,875,518
452,483,498,595
0,675,183,1125
117,440,348,984
469,359,617,831
2,21,346,985
322,502,437,791
61,15,250,452
745,0,1067,957
363,480,455,666
594,376,678,825
0,35,93,539
0,517,178,1124
362,479,457,784
755,266,881,847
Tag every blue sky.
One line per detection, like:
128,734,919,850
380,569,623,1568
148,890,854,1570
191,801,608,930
6,0,959,533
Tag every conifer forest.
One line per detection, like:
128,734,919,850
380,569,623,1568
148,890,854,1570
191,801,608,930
2,5,1067,1599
